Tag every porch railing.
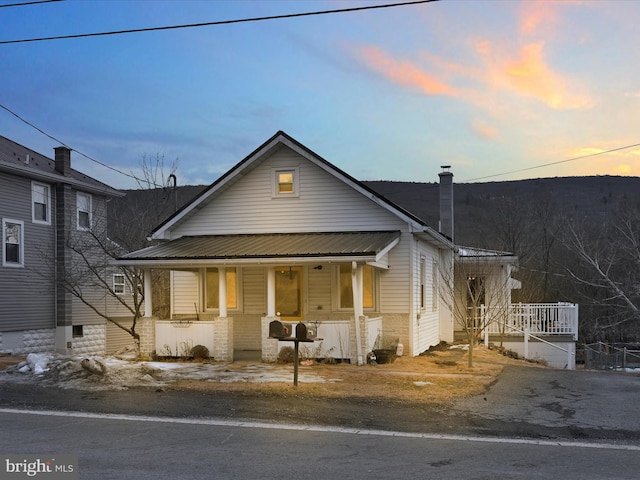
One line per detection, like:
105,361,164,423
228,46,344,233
483,303,578,341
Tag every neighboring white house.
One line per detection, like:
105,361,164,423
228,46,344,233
117,131,578,368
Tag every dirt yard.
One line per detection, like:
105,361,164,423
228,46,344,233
162,344,535,406
0,343,539,408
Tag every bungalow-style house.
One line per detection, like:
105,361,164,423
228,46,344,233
116,130,574,368
0,136,126,355
117,131,459,363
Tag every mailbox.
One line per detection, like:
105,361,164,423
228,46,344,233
295,322,307,340
269,320,292,339
295,322,317,340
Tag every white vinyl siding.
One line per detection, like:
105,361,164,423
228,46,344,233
307,264,332,316
171,146,406,237
242,267,266,314
171,270,200,316
378,236,410,313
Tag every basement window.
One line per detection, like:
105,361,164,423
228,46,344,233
72,325,84,338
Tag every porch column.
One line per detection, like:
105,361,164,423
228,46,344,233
352,262,364,365
143,269,153,317
262,267,279,362
218,267,227,318
267,267,276,317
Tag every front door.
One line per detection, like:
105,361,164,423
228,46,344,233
275,266,303,320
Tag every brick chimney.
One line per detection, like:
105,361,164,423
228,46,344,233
54,146,72,176
438,166,454,242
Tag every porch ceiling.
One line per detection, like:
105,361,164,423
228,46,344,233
116,231,401,267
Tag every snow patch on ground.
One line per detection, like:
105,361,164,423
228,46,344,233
1,353,329,391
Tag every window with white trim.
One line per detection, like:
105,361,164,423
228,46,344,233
272,167,299,197
2,219,24,267
205,267,238,310
338,264,375,310
113,273,126,295
77,192,92,230
32,182,51,224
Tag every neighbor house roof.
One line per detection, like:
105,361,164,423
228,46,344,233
0,135,123,197
117,231,401,268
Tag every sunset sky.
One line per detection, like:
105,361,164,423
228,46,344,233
2,0,639,189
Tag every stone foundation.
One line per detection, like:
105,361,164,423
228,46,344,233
71,325,106,355
0,329,56,355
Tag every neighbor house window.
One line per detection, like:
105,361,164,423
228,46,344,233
339,264,375,309
32,182,51,224
205,267,238,310
2,219,24,267
113,273,126,295
272,167,299,197
77,192,92,230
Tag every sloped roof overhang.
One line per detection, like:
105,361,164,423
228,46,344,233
115,231,401,269
149,131,451,250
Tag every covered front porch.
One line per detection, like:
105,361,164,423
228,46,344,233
118,231,401,364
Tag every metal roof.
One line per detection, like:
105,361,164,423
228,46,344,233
119,231,401,263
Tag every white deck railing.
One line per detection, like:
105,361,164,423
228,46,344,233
483,303,578,341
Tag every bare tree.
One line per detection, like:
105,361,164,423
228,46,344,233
38,154,180,355
560,198,640,342
441,249,516,367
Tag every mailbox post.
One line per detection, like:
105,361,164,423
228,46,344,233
269,320,318,386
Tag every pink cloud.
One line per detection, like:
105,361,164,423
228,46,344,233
472,120,499,140
357,45,457,97
519,0,559,36
483,42,591,109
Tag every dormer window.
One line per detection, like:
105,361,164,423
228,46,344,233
272,167,299,197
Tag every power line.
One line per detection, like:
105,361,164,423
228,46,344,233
0,0,63,8
0,102,143,184
463,143,640,183
0,0,437,45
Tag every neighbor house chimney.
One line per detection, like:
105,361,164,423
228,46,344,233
438,166,454,242
54,146,71,175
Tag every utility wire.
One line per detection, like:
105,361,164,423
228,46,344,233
0,0,63,7
0,0,437,45
5,98,640,190
464,143,640,183
0,102,142,184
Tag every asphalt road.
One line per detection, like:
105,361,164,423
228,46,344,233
1,365,639,479
1,408,640,480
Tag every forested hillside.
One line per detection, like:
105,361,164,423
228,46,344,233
108,176,640,344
